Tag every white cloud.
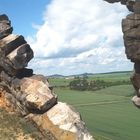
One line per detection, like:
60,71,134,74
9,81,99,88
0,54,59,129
28,0,133,75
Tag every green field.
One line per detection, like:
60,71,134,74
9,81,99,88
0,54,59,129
48,71,132,87
49,72,140,140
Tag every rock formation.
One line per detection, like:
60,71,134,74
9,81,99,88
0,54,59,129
0,14,93,140
104,0,140,108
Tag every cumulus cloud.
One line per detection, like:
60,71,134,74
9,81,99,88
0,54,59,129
28,0,133,75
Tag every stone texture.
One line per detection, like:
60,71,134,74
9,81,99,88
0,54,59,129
134,1,140,13
0,34,33,75
132,96,140,108
0,14,94,140
122,13,140,62
7,43,33,69
20,77,57,113
121,1,140,107
127,0,135,12
131,73,140,96
28,102,94,140
0,34,26,55
0,14,13,39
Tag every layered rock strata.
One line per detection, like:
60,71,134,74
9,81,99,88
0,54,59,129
0,14,93,140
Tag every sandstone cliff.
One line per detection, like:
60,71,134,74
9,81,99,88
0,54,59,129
0,14,94,140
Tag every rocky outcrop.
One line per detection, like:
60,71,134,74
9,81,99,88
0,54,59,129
121,1,140,107
0,14,13,39
29,102,93,140
0,15,33,75
0,14,94,140
105,0,140,108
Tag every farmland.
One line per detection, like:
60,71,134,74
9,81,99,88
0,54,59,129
48,71,140,140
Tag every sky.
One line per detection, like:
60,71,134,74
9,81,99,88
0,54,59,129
1,0,133,76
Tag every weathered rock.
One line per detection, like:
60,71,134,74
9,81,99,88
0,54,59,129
132,95,140,108
126,0,135,12
126,13,140,20
0,14,13,39
0,14,94,140
122,14,140,32
122,13,140,62
134,1,140,13
15,68,33,79
0,34,26,56
0,34,33,75
131,73,140,96
121,0,140,107
20,77,57,113
7,43,33,69
134,62,140,73
28,102,94,140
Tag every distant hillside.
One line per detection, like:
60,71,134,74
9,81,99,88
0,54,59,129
48,71,133,78
99,70,132,75
47,74,65,78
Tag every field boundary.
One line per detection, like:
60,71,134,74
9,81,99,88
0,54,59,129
72,100,129,107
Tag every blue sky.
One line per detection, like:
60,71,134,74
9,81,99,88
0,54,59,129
0,0,51,36
1,0,133,76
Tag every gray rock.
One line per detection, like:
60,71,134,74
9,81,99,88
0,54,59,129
0,14,13,39
0,34,33,75
134,1,140,13
122,13,140,62
7,43,33,69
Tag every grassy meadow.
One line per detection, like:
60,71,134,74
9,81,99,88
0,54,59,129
48,71,140,140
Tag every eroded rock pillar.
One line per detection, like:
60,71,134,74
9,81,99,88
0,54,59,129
122,1,140,107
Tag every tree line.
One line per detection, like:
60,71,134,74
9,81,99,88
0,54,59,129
69,77,131,91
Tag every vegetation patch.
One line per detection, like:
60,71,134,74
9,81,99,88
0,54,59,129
0,108,44,140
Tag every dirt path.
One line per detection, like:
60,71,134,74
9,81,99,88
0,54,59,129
72,100,129,107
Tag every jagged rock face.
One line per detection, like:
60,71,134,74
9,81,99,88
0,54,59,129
0,14,13,39
29,102,93,140
122,13,140,62
105,0,140,108
20,76,57,113
121,1,140,108
0,34,33,75
0,14,33,76
0,14,94,140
